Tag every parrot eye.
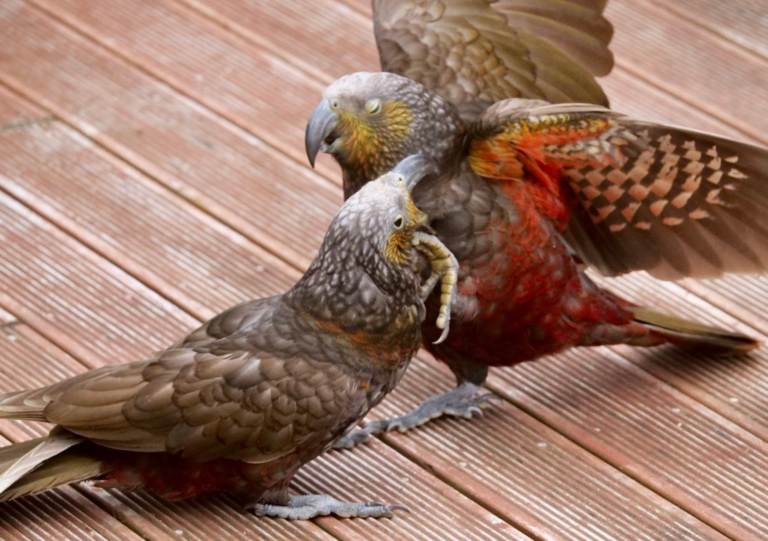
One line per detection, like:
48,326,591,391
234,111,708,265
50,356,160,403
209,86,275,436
330,99,341,110
393,215,404,229
365,99,382,116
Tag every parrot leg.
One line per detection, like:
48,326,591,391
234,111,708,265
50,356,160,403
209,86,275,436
247,494,409,519
333,382,498,449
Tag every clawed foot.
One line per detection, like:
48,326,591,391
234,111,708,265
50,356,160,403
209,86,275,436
247,494,409,520
333,383,499,449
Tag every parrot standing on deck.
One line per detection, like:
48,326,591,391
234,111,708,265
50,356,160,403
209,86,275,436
304,0,767,445
0,156,458,519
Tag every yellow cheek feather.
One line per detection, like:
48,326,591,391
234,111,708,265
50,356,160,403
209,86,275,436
337,100,414,176
384,190,427,266
385,230,411,266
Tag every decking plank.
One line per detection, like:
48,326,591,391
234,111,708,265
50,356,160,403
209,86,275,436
0,86,300,320
487,343,768,541
646,0,768,61
26,0,338,181
0,1,339,270
606,0,768,144
365,359,730,541
589,272,768,442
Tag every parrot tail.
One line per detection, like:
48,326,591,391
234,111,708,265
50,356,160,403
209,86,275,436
629,306,761,355
0,431,102,501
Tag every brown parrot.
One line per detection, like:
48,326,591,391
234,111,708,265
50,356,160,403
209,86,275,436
0,156,459,519
304,0,768,446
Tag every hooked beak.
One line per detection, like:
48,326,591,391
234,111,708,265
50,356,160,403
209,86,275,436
305,99,338,168
391,154,439,191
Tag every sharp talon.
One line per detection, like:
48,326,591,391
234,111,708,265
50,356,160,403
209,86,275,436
433,325,450,345
388,504,410,514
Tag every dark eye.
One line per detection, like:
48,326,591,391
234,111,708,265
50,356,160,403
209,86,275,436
365,99,382,115
393,215,404,229
330,99,341,110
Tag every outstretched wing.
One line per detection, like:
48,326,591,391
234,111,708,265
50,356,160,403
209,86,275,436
372,0,614,110
469,99,768,280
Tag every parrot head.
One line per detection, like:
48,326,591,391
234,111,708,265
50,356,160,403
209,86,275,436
306,72,465,198
327,154,436,269
292,155,440,336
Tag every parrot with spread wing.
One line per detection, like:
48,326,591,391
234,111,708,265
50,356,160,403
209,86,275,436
0,156,458,519
305,0,767,446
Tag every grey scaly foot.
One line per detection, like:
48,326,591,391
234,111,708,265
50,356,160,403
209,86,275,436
247,494,409,520
333,382,498,449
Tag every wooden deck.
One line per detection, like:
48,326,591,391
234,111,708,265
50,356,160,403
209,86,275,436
0,0,767,539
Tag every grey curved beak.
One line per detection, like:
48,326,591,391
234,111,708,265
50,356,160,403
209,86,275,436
305,99,338,168
391,155,439,191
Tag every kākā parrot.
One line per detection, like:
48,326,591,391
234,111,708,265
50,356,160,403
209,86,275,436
0,156,458,519
304,0,768,446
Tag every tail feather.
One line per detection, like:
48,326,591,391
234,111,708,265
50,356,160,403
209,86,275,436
0,387,53,422
0,432,101,501
630,306,761,355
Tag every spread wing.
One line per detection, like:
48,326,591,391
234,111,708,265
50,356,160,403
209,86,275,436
469,99,768,280
0,326,364,464
372,0,613,110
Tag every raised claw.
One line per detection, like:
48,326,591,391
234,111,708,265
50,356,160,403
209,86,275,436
411,231,459,344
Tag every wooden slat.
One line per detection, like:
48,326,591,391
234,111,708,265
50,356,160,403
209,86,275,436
606,0,768,144
176,0,377,84
297,440,531,541
646,0,768,61
589,271,768,442
0,196,196,369
27,0,340,181
0,485,144,541
364,358,729,541
0,86,300,320
600,69,757,142
487,343,768,541
0,306,15,325
0,1,339,270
